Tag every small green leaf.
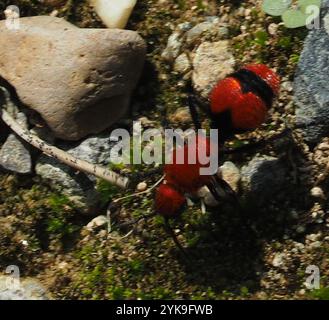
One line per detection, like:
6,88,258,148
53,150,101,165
298,0,322,14
262,0,292,16
254,30,269,46
282,9,308,28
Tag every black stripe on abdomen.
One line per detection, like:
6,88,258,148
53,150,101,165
231,68,274,108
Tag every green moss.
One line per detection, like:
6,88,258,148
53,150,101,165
96,179,121,206
240,286,249,297
126,259,145,276
277,35,293,49
48,194,71,213
309,287,329,300
254,30,269,47
289,53,300,64
174,0,186,10
151,287,173,300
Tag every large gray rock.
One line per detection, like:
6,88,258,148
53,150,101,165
36,155,101,214
35,132,125,213
294,1,329,144
0,16,146,141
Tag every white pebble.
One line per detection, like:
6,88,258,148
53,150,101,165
317,142,329,150
91,0,137,29
311,187,325,199
86,215,108,230
272,253,285,267
309,241,322,249
20,240,29,247
136,182,148,192
268,23,278,35
306,233,320,242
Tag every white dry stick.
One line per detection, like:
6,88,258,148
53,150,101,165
0,86,129,189
112,175,164,203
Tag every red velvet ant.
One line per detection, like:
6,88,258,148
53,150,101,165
153,64,280,253
114,64,280,255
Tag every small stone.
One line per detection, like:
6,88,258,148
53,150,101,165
136,182,148,192
309,241,322,249
306,233,320,242
310,186,325,199
161,31,184,62
244,9,252,18
174,53,191,74
294,242,305,250
86,215,108,231
317,142,329,150
177,22,193,32
0,134,32,174
281,81,293,92
138,116,156,128
272,253,285,267
58,261,69,270
218,161,241,192
241,155,286,202
192,41,235,98
205,16,221,24
98,229,108,238
240,25,247,33
169,107,192,125
20,240,28,247
268,23,278,35
91,0,137,29
0,111,32,174
185,20,228,45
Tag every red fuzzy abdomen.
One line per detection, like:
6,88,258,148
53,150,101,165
164,135,215,193
155,183,186,217
210,77,268,130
